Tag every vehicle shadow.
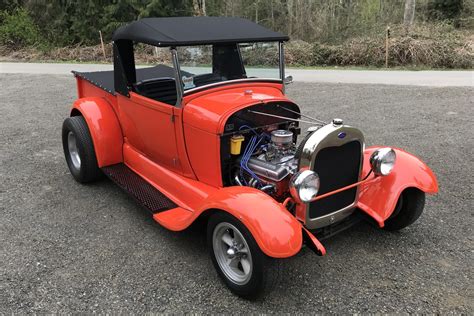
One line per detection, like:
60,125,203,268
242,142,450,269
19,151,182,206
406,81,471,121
97,178,416,305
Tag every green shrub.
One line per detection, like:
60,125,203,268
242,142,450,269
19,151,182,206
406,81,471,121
311,42,337,65
285,40,313,66
282,23,473,69
337,37,385,66
0,8,41,48
240,44,279,67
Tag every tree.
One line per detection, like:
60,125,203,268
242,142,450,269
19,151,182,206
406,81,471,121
193,0,206,16
404,0,416,31
427,0,464,26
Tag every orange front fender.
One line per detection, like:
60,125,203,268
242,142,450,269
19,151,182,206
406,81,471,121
200,186,303,258
357,146,438,227
71,97,123,167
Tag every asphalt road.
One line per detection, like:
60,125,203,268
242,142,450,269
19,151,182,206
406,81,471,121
1,73,473,313
1,62,473,87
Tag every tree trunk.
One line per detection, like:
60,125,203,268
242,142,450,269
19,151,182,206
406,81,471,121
287,0,293,36
193,0,200,16
403,0,416,31
270,0,274,28
255,1,258,22
201,0,206,16
192,0,206,16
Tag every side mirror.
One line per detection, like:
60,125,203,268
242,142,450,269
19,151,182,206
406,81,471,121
284,75,293,85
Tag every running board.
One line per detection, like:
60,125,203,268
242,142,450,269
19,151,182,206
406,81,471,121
102,163,177,214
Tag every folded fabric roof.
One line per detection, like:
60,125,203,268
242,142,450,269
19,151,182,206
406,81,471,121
112,16,289,47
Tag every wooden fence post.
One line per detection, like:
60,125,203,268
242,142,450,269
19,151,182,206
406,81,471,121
385,26,390,68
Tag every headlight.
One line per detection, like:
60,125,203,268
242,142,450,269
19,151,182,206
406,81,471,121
370,148,396,176
289,170,320,203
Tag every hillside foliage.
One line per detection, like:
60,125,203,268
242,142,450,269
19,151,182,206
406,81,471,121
0,0,472,68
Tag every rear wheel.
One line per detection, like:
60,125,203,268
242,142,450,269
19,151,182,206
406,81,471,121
384,189,425,231
207,212,281,299
62,116,102,183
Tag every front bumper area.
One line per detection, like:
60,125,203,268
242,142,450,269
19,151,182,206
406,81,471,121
302,227,326,256
302,210,366,256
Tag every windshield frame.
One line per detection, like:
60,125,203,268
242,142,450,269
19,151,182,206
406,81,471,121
170,41,285,106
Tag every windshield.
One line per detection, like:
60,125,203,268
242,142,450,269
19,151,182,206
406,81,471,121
177,42,281,91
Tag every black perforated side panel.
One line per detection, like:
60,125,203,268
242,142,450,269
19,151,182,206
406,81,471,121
102,164,177,213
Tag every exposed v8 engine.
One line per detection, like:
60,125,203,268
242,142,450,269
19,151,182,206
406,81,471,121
219,102,309,200
245,129,297,182
232,128,299,197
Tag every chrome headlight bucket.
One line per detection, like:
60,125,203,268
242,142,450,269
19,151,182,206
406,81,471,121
289,170,320,203
370,148,396,176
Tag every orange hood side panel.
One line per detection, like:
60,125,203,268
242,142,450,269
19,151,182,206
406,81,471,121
182,82,287,134
181,82,293,188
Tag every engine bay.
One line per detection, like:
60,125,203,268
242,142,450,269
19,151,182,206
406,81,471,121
221,101,313,202
233,128,299,196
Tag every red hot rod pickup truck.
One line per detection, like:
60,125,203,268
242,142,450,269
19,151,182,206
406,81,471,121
62,17,438,298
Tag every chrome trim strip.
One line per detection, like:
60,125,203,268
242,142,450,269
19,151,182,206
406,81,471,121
171,48,183,108
299,123,365,230
183,78,282,95
279,41,285,93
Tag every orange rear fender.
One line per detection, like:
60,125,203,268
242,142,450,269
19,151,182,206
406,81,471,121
357,146,438,227
199,186,303,258
71,97,123,167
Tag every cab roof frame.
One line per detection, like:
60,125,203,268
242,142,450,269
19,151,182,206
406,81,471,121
112,17,288,101
112,16,289,47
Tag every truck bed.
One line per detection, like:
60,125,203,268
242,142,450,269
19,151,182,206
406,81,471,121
72,65,178,95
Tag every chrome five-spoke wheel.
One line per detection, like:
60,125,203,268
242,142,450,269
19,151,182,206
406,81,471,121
212,222,253,285
207,212,280,299
67,131,81,170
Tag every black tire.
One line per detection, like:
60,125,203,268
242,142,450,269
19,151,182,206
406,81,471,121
384,188,426,231
62,116,102,183
207,212,281,299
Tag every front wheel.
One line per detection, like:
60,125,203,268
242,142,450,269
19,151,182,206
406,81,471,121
384,188,426,231
207,212,281,299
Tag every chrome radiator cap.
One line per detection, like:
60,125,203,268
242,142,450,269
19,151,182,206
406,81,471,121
332,118,343,126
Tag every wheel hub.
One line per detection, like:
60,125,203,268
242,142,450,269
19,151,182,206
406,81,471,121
67,131,81,170
226,246,237,258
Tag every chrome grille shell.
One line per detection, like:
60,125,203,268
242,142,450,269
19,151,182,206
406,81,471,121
298,123,365,230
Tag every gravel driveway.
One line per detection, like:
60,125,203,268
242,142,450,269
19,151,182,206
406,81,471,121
0,74,472,313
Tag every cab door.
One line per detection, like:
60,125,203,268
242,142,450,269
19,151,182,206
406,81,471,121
117,92,180,173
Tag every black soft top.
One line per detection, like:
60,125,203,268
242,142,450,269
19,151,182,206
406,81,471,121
112,16,289,47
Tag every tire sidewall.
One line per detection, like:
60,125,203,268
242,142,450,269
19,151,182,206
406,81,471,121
207,212,265,298
384,189,425,231
62,116,99,183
